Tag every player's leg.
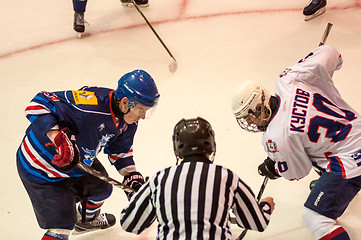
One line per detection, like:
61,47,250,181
74,187,115,234
303,0,327,21
74,201,115,233
72,159,115,233
18,173,78,239
303,208,349,240
72,0,88,33
303,172,361,239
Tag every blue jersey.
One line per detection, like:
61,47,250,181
17,86,138,184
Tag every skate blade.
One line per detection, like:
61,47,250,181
72,228,98,235
72,224,113,235
304,7,326,21
121,2,149,7
72,228,88,235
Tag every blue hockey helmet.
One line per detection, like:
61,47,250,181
115,70,160,109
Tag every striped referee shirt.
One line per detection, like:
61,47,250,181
120,155,272,239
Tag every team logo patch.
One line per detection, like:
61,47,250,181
72,90,98,105
266,139,279,153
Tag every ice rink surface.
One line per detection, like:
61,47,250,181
1,0,361,239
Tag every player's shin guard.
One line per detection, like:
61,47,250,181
302,208,350,240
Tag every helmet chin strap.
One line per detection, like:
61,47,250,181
209,153,215,163
176,156,181,165
260,95,265,120
123,107,131,115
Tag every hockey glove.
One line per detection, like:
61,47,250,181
46,127,80,172
258,157,280,180
123,171,145,201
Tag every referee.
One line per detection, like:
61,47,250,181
120,117,275,239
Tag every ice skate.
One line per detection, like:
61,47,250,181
121,0,149,8
73,212,116,234
303,0,326,21
73,12,89,37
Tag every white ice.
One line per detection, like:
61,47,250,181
1,0,361,239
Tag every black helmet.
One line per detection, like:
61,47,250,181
172,117,216,162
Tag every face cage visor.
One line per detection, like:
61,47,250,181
236,102,271,133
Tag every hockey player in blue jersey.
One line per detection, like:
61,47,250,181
16,69,160,240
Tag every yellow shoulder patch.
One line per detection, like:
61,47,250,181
72,90,98,105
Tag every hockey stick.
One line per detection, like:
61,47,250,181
319,22,333,46
234,176,269,240
77,162,135,193
130,0,178,73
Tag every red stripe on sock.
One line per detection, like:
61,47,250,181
319,227,346,240
42,236,58,240
86,202,103,209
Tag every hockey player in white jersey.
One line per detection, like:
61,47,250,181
232,45,361,240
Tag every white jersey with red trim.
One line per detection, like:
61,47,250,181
262,45,361,180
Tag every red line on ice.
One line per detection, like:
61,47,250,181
0,4,360,59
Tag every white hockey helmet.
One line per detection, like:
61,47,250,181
231,81,271,132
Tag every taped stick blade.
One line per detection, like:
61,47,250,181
319,23,333,46
169,60,177,73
